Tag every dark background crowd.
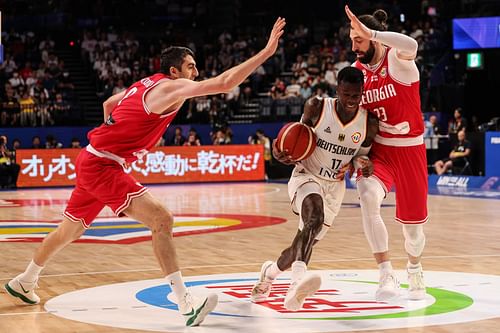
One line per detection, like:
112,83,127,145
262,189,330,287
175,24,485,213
1,0,500,187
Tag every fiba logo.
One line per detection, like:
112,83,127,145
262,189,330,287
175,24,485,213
45,270,500,332
351,132,362,143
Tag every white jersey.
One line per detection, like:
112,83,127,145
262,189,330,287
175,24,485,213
300,97,368,181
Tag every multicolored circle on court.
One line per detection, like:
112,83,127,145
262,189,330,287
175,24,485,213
44,270,500,332
0,214,286,244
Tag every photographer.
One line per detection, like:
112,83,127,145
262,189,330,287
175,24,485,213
0,135,21,189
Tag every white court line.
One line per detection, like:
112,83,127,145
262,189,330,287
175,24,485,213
0,311,54,316
1,253,500,281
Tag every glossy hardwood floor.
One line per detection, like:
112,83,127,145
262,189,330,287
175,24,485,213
1,182,499,333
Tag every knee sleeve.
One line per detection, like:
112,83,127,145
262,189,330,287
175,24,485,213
357,177,388,253
402,224,426,257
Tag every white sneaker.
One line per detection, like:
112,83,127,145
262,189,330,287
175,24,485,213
408,267,426,300
284,273,321,311
178,292,218,327
4,274,40,305
375,272,400,302
251,261,274,303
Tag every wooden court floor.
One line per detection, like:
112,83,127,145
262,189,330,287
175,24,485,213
1,182,499,332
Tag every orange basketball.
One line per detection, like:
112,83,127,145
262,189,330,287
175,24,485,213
276,122,317,161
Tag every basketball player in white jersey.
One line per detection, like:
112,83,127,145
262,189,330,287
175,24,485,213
251,67,378,311
347,5,428,301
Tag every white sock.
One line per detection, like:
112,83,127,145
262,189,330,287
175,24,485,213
407,261,422,273
378,261,393,275
265,262,283,281
166,271,188,302
291,261,307,283
19,260,44,282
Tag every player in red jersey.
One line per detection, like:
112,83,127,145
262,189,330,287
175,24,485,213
5,18,286,327
346,5,428,301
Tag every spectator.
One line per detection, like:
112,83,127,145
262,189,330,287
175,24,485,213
8,72,25,90
52,93,71,125
270,78,286,99
291,54,308,76
184,133,201,146
18,91,37,127
70,137,82,149
299,81,312,99
170,127,186,146
58,71,75,99
424,114,441,166
45,135,63,149
333,51,351,78
434,130,472,175
29,80,50,101
223,125,233,144
37,93,55,126
284,78,301,98
112,79,127,95
424,114,440,137
324,62,337,88
188,128,202,145
1,88,20,126
0,135,21,189
448,107,467,134
31,136,43,149
12,138,21,151
212,129,227,145
1,54,18,76
11,138,21,164
248,129,272,178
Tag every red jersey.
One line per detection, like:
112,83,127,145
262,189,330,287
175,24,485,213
88,73,178,163
353,48,423,146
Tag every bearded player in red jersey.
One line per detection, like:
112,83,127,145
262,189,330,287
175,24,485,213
5,18,286,327
346,5,428,302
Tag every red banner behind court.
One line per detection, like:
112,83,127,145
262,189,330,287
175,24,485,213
16,145,265,188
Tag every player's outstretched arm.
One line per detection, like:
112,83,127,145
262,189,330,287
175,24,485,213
164,17,286,101
345,5,417,60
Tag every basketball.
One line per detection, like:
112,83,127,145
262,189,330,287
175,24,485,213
276,122,317,161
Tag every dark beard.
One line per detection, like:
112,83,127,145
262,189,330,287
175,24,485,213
358,42,376,64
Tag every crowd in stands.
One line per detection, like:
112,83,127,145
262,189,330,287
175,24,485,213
79,23,284,128
2,0,497,180
0,31,79,127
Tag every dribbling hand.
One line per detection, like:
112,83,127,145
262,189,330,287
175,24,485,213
272,139,296,165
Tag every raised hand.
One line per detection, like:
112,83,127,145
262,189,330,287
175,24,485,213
264,17,286,57
345,5,372,40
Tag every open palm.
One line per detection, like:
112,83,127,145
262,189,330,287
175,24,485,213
264,17,286,56
345,5,372,39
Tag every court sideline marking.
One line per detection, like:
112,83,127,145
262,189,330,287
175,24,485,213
1,253,500,281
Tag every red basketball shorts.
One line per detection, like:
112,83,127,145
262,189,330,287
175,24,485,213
63,149,148,228
369,142,428,224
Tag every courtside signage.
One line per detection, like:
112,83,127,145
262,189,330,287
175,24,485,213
15,145,265,187
44,270,500,332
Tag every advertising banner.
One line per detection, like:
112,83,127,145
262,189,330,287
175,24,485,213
16,145,265,187
485,132,500,176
